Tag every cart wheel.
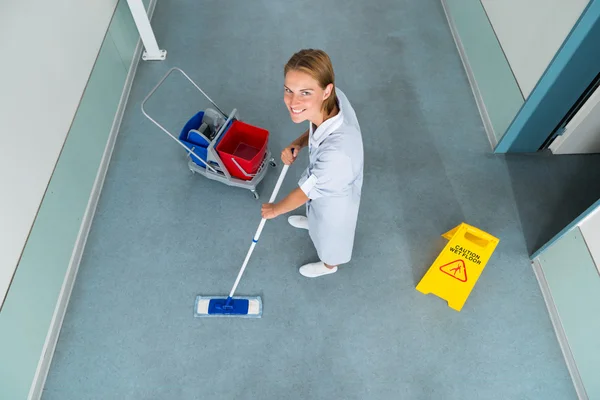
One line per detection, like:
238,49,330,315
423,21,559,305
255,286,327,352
269,158,276,168
251,190,259,200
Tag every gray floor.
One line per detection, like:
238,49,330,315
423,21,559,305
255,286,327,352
42,0,600,398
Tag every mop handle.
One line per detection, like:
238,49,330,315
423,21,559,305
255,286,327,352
227,158,292,299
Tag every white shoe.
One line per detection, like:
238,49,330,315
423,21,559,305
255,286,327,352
299,261,338,278
288,215,308,230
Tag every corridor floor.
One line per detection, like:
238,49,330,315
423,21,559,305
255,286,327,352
42,0,600,398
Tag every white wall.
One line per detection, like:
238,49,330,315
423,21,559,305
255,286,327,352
482,0,589,98
0,0,118,307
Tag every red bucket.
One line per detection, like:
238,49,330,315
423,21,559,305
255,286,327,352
216,120,269,180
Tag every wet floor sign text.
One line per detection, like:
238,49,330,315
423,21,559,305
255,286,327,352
416,223,499,311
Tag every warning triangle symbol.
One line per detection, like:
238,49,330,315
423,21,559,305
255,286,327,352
439,260,467,282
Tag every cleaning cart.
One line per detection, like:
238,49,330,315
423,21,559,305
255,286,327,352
141,67,276,199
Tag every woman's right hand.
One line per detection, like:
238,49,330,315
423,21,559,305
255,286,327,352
281,144,300,165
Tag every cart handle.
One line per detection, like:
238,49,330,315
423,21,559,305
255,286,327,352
141,67,228,174
230,158,257,178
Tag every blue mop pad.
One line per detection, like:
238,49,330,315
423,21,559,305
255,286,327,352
194,296,262,318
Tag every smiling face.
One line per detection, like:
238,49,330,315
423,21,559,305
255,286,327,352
284,69,333,126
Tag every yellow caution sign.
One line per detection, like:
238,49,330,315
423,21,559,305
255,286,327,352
416,223,499,311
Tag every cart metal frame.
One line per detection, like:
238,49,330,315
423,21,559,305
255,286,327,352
141,67,276,199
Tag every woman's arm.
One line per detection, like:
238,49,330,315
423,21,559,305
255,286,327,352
263,129,311,219
293,129,309,148
261,187,309,219
282,129,309,165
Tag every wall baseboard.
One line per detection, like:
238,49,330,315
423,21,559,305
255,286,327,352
531,257,588,400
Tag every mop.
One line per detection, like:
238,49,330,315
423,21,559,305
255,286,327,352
194,155,292,318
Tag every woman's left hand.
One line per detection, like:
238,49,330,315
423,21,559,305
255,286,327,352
261,203,280,219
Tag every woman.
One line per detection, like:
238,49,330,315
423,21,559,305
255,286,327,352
261,49,364,278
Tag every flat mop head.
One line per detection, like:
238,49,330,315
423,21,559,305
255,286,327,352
194,296,262,318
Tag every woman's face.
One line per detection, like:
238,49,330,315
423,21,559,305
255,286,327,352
284,70,332,124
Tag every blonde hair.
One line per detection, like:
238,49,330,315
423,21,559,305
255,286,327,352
284,49,338,116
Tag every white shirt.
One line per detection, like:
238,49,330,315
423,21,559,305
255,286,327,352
297,88,364,265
